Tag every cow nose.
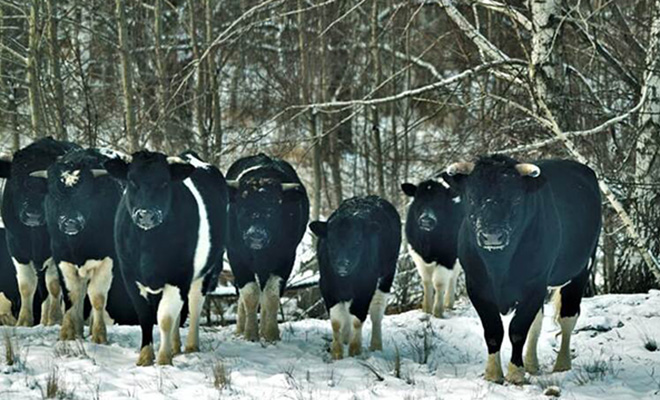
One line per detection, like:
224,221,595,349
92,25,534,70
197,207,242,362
477,228,510,250
244,226,269,249
58,214,85,236
132,209,163,230
418,213,437,231
335,259,352,277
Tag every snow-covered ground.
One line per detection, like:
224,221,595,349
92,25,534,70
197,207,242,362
0,290,658,400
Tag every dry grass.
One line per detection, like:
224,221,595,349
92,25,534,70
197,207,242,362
212,359,232,391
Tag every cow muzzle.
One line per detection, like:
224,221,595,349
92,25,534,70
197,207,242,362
132,208,164,231
243,226,270,250
19,208,45,227
58,213,86,236
476,227,510,251
417,212,437,231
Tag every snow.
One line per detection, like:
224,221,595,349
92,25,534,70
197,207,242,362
1,291,659,399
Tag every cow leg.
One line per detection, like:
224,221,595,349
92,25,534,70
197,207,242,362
411,251,434,314
14,260,37,327
369,289,388,351
553,267,589,372
185,277,204,353
172,314,182,355
43,259,63,326
239,282,260,341
0,293,16,325
130,288,156,367
506,296,545,385
469,291,504,383
524,309,544,375
59,262,87,340
444,262,462,310
85,258,113,344
348,315,363,357
432,266,451,318
329,301,351,360
235,299,246,336
260,275,281,342
156,284,184,365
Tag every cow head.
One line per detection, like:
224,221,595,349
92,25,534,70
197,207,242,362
30,150,110,236
310,214,379,277
401,174,459,233
227,177,303,250
103,151,195,231
0,154,50,227
444,155,545,252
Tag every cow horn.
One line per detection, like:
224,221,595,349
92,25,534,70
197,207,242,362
515,163,541,178
0,153,12,162
226,180,239,189
446,162,475,176
166,156,187,165
91,169,108,178
281,183,300,191
30,170,48,179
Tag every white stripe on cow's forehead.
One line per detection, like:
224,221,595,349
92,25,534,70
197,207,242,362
236,164,266,181
61,170,81,187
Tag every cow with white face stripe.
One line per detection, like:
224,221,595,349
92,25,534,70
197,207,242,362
30,148,138,343
401,174,464,318
226,154,309,342
444,155,602,384
104,150,228,366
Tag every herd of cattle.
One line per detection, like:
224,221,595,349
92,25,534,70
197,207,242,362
0,137,602,385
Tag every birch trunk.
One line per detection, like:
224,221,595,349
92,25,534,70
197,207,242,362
116,0,138,152
27,0,42,139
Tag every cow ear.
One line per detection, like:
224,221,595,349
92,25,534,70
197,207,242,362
0,160,11,178
401,183,417,197
169,163,195,182
309,221,327,237
103,158,128,180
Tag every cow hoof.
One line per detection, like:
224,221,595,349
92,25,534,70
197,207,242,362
552,361,572,373
484,357,504,384
172,338,182,355
348,343,362,357
261,328,280,343
524,358,539,375
16,313,33,327
60,318,77,341
331,340,343,360
91,330,107,344
432,310,444,319
505,363,526,385
184,345,199,354
369,341,382,352
157,351,173,366
136,346,155,367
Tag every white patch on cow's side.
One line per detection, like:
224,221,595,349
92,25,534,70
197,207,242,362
136,281,164,299
185,277,204,352
60,170,81,187
182,178,211,280
184,153,210,169
156,284,184,365
452,196,461,204
235,164,265,181
13,259,37,326
524,308,543,374
369,289,388,351
329,301,352,360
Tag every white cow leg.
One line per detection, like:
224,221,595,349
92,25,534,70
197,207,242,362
0,293,16,325
330,302,351,360
432,267,449,318
172,313,181,355
260,275,281,342
43,259,63,326
185,278,204,353
235,295,246,336
239,282,260,342
59,262,86,340
444,262,462,310
553,316,577,372
14,260,37,327
348,316,363,357
524,309,543,374
369,290,388,351
156,285,184,365
86,258,113,344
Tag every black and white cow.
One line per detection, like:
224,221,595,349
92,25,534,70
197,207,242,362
401,175,463,318
29,148,139,343
0,137,80,326
444,155,602,384
0,228,20,325
104,151,228,366
226,154,309,342
310,196,401,359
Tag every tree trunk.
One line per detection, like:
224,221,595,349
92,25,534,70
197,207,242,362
46,0,66,141
206,0,223,164
188,0,208,158
27,0,42,139
370,0,385,198
153,0,167,152
116,0,138,152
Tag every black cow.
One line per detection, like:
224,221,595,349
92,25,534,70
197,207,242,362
401,176,463,318
310,196,401,359
444,155,602,384
104,151,228,366
0,137,80,326
0,228,19,325
29,148,139,343
226,154,309,342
